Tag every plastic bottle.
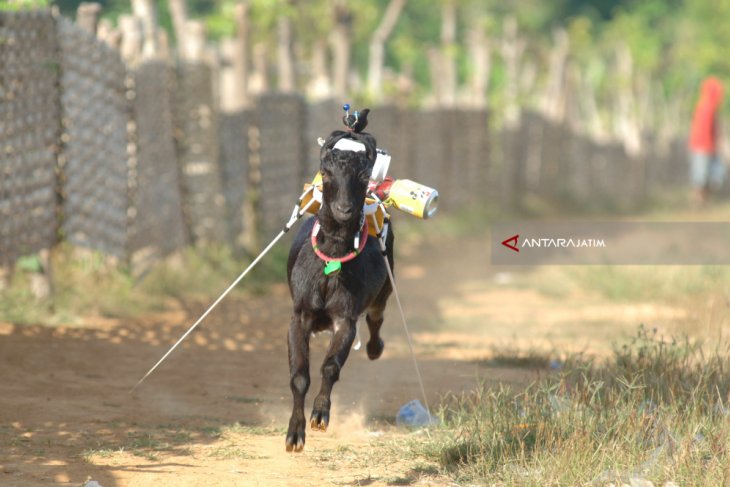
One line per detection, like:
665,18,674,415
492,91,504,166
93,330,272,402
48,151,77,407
396,399,436,427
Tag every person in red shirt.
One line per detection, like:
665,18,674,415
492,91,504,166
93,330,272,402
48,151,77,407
689,76,726,204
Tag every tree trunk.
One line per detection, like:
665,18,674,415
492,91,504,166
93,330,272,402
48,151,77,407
182,20,206,62
119,14,144,65
542,28,569,121
131,0,159,58
426,47,442,107
330,1,352,98
440,0,457,107
97,18,122,49
467,24,490,108
578,63,607,141
614,44,641,155
76,2,102,35
168,0,189,58
249,43,269,94
367,0,406,98
500,16,525,127
233,2,250,107
277,12,295,92
307,40,331,99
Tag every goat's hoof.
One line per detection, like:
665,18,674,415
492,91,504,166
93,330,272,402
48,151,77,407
367,337,384,360
285,432,305,452
285,416,306,452
310,410,330,432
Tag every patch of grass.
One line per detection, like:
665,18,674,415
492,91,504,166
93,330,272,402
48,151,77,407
81,427,199,463
81,448,117,461
562,265,730,303
384,475,415,486
207,443,255,460
497,264,730,305
197,425,223,439
482,346,554,369
139,243,287,300
0,242,290,325
413,326,730,485
220,422,285,437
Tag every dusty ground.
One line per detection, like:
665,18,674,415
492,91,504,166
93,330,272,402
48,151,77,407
0,227,706,486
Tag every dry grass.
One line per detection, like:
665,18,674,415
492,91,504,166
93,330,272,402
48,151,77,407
0,243,289,325
409,326,730,485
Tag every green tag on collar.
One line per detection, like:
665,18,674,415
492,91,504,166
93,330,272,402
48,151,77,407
324,260,342,275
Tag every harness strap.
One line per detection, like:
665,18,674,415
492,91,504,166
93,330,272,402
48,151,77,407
311,217,369,275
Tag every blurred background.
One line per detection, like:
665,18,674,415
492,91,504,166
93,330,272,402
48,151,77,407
3,0,729,291
2,1,730,485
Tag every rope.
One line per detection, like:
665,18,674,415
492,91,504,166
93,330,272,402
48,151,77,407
378,225,432,420
130,196,317,393
131,186,432,424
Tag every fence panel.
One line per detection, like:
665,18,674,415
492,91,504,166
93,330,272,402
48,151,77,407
304,99,340,178
128,61,188,267
370,106,412,179
564,131,595,204
541,119,568,199
410,110,446,190
667,139,689,187
174,62,227,244
501,125,530,209
255,94,306,236
0,12,60,265
219,110,251,248
57,17,130,258
459,110,490,207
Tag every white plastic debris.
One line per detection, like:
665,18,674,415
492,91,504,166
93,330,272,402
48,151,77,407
396,399,438,427
84,481,103,487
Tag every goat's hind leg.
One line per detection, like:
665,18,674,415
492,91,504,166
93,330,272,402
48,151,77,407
310,317,356,432
285,311,311,452
366,278,392,360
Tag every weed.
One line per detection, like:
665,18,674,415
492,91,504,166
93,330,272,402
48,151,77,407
413,326,730,485
81,448,117,461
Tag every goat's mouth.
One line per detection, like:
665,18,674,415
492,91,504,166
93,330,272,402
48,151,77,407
332,209,358,224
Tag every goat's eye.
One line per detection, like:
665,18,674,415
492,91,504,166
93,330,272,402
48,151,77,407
320,170,332,183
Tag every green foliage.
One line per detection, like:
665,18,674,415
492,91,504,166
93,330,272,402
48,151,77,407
41,0,730,112
53,0,128,18
0,0,50,10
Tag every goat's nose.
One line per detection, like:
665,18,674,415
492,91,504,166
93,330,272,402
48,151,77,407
335,203,354,215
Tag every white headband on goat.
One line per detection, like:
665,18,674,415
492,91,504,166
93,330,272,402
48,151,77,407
317,137,391,182
333,138,366,153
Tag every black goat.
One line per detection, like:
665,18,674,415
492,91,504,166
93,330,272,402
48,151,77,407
284,130,394,452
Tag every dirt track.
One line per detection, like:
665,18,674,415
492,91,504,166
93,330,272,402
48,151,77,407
0,230,693,486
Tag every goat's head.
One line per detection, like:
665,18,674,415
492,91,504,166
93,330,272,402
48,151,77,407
318,131,376,225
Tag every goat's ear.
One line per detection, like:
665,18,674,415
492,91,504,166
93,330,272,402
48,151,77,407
320,130,349,161
319,144,332,164
354,132,377,162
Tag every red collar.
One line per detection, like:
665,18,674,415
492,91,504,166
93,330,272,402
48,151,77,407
311,217,369,265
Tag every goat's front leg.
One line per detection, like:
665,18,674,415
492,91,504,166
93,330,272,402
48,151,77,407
286,311,311,452
310,317,357,432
